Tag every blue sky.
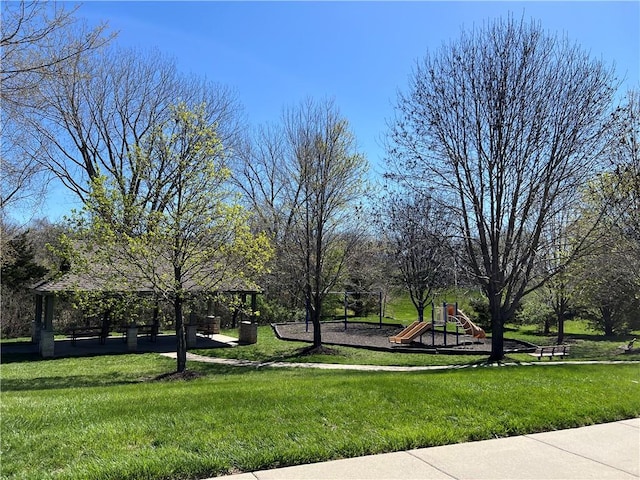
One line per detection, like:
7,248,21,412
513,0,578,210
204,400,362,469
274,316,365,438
31,1,640,221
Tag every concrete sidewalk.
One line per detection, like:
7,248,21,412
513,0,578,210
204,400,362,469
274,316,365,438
163,352,640,372
209,418,639,480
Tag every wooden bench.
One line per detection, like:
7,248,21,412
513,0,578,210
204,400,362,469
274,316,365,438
68,327,109,345
528,345,570,360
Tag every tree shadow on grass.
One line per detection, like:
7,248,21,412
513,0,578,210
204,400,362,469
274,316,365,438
1,352,257,392
0,373,147,392
0,352,41,364
251,344,343,364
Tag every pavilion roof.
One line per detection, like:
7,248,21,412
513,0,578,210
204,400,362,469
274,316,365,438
32,271,261,295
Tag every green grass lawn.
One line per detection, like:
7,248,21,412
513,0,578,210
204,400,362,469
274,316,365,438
2,293,639,480
1,353,639,480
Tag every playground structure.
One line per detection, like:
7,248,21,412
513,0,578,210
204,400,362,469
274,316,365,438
389,302,486,346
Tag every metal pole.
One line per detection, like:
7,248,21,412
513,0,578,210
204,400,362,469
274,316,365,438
431,301,435,346
344,291,348,330
443,302,448,347
379,291,383,328
455,301,459,344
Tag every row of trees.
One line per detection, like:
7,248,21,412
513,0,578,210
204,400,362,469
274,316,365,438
2,4,638,366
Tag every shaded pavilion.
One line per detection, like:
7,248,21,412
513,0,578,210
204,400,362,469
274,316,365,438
31,271,260,358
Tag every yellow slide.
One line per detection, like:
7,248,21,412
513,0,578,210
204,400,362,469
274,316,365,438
454,309,486,339
389,321,433,344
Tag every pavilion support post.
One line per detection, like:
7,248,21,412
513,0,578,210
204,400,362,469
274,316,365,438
186,312,199,347
241,293,248,323
44,294,55,330
251,293,257,318
32,294,44,344
186,325,198,347
209,292,220,317
39,329,55,358
186,313,198,348
39,294,55,358
127,324,138,351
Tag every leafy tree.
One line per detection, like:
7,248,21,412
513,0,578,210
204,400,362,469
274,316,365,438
388,17,617,360
1,230,48,287
233,98,369,349
0,227,49,338
573,239,640,335
66,103,271,372
572,168,640,336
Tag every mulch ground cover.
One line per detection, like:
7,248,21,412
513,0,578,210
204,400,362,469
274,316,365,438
273,321,533,354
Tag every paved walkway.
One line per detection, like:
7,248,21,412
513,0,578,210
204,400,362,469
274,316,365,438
161,351,640,372
206,418,639,480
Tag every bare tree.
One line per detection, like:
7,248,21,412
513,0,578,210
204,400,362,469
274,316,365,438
234,98,369,348
1,0,112,214
1,1,111,108
13,44,243,229
608,89,640,248
378,188,453,322
388,17,618,360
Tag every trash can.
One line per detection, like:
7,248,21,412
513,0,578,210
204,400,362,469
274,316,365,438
207,315,220,334
238,321,257,344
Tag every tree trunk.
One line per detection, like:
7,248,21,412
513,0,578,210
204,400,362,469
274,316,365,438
231,308,239,329
602,307,614,337
557,310,565,345
312,317,322,348
489,321,505,361
543,316,551,335
101,309,111,339
175,293,187,373
488,295,505,362
152,301,160,329
312,295,322,348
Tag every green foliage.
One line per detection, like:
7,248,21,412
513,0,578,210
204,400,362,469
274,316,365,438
571,172,640,335
59,103,272,371
254,296,303,325
467,295,491,330
67,102,272,302
516,296,554,327
65,290,155,329
1,230,49,337
1,230,48,288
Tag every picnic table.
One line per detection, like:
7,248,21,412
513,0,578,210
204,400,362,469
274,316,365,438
67,326,109,345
